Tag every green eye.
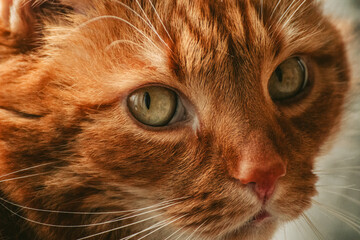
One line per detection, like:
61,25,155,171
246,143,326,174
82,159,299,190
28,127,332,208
268,57,308,100
128,86,178,127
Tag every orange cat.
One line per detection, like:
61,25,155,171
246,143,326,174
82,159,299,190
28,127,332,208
0,0,350,239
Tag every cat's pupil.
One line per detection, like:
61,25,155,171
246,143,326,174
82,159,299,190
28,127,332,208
144,92,151,110
275,67,283,83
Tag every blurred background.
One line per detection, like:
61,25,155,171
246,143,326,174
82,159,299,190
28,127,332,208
274,0,360,239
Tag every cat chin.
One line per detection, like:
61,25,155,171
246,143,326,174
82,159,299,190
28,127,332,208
217,218,278,240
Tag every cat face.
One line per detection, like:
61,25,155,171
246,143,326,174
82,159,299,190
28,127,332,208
0,0,350,239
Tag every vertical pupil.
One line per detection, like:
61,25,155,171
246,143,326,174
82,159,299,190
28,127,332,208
275,67,283,82
144,92,151,109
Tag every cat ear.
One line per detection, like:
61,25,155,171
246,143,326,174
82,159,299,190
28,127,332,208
0,0,36,39
0,0,87,47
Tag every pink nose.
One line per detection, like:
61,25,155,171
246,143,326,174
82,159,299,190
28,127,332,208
237,161,286,201
228,132,287,202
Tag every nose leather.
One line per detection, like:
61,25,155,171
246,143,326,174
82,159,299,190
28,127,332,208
228,131,287,201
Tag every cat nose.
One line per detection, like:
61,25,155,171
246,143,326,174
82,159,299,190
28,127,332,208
228,132,287,202
237,160,286,201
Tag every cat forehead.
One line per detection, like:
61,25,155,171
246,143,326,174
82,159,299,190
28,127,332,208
114,0,324,82
44,0,333,103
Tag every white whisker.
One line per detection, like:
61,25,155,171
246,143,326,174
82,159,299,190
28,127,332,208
127,214,187,240
314,166,360,172
134,0,172,51
269,0,296,32
270,0,283,19
0,162,58,180
185,220,207,240
318,189,360,206
105,39,149,52
260,0,264,22
280,0,307,31
121,217,172,240
0,200,182,229
77,213,165,240
115,201,182,222
0,173,48,183
113,0,171,51
292,218,307,239
174,228,187,240
135,0,152,25
301,213,325,240
0,195,188,215
316,184,360,192
314,173,349,179
147,0,174,43
113,0,153,28
313,201,360,234
163,225,186,240
0,201,125,228
75,15,162,53
192,223,208,240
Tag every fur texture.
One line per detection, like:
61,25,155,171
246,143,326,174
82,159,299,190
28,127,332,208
0,0,350,239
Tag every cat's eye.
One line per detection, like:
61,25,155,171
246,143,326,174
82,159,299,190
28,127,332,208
268,57,308,100
128,86,185,127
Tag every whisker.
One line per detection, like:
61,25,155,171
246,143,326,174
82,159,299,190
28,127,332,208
113,0,171,51
192,223,208,240
105,39,149,52
135,0,152,25
77,213,165,240
270,0,283,19
315,170,360,175
0,162,58,180
292,218,307,239
301,213,325,240
173,228,188,240
122,219,171,240
316,184,359,191
314,166,360,172
121,218,172,240
185,220,207,240
279,0,308,31
147,0,174,43
0,173,48,183
163,225,186,240
134,0,172,51
314,173,348,179
260,0,264,22
126,214,187,240
114,202,183,223
313,201,360,234
113,0,152,28
0,201,122,228
0,195,188,215
0,200,181,228
318,189,360,206
269,0,296,31
75,15,162,53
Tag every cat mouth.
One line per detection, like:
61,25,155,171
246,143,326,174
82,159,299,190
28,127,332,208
247,210,271,225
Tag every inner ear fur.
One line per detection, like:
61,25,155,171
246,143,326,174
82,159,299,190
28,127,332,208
0,0,79,50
